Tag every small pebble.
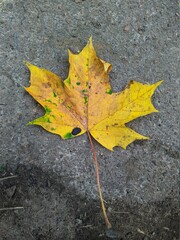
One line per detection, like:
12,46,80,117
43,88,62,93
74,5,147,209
123,25,130,32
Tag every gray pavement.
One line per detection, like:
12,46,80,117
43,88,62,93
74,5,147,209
0,0,179,239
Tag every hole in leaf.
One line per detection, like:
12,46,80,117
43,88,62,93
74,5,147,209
71,127,81,135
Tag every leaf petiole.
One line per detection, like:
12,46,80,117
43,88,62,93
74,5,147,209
87,131,112,229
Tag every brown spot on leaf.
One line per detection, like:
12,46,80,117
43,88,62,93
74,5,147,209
106,125,109,130
42,82,51,88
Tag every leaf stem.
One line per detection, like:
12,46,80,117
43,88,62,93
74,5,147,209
87,131,112,229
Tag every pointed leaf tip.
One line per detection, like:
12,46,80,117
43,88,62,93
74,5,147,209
26,121,33,126
23,61,32,68
154,80,164,88
89,36,93,44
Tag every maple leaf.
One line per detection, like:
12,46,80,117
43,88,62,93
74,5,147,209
25,37,162,150
25,37,163,230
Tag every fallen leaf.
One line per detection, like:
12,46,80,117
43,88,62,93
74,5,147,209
25,37,162,150
24,37,163,229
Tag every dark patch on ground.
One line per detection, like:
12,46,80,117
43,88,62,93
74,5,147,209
0,165,179,240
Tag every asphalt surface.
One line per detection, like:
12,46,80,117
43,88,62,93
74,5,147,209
0,1,179,239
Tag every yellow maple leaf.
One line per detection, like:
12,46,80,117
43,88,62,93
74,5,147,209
24,37,163,229
25,37,162,150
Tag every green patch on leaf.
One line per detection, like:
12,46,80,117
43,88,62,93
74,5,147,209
28,114,52,125
45,99,52,103
84,96,88,104
38,115,52,123
64,132,73,139
106,89,113,95
66,105,71,109
82,89,88,93
45,99,57,106
44,116,51,123
44,105,52,114
76,82,81,85
51,114,55,119
53,91,57,97
51,128,56,131
66,77,71,85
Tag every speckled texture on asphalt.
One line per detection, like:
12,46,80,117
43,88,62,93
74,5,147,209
0,0,179,239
